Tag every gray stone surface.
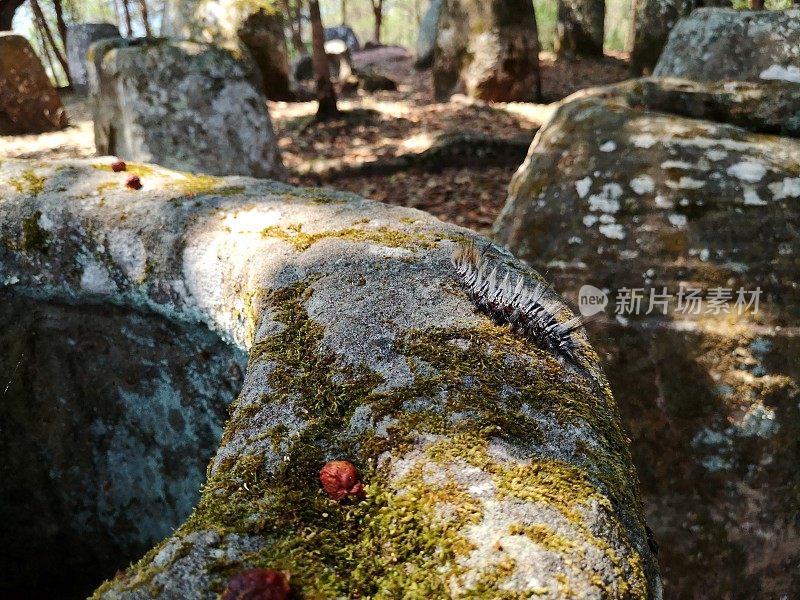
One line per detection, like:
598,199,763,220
0,295,245,599
629,0,731,76
161,0,293,101
576,76,800,137
654,8,800,82
415,0,443,69
88,38,286,180
66,22,120,92
0,158,660,599
433,0,541,102
0,32,67,135
493,82,800,598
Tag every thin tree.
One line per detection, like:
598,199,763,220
340,0,346,24
33,11,61,86
555,0,604,58
119,0,133,36
29,0,71,85
137,0,152,36
52,0,67,50
281,0,305,54
309,0,338,120
370,0,383,43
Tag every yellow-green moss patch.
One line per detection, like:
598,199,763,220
261,222,442,252
10,169,46,196
21,211,49,254
93,279,651,599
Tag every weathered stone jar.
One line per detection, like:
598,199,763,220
493,78,800,598
87,37,286,180
0,158,661,599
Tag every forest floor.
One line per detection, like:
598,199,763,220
2,50,630,235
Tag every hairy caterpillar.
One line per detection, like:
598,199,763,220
452,241,584,364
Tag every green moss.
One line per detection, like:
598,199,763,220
10,169,46,196
494,459,646,597
95,279,650,599
174,173,223,196
20,211,49,254
285,187,348,205
261,222,443,252
267,424,289,453
96,180,119,195
124,163,157,177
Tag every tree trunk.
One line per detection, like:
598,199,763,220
34,11,60,86
626,0,637,53
52,0,68,51
29,0,71,86
555,0,605,58
340,0,347,24
371,0,383,43
309,0,338,120
281,0,305,54
121,0,133,36
137,0,152,36
748,0,764,7
0,0,27,30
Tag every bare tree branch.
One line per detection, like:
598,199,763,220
51,0,67,50
370,0,383,43
137,0,152,36
30,0,71,85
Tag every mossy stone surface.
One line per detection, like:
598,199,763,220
493,84,800,598
654,8,800,83
87,38,286,179
0,158,660,599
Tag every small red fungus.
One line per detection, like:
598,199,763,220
221,568,290,600
319,460,365,501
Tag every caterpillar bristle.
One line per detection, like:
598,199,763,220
452,241,583,364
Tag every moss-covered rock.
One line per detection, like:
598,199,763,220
88,37,287,180
573,77,800,138
0,158,660,599
66,23,120,93
161,0,294,101
628,0,728,76
654,8,800,83
493,83,800,598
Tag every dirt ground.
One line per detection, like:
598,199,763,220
1,50,630,235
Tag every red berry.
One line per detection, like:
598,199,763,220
126,175,142,190
221,569,290,600
111,159,127,172
319,460,365,501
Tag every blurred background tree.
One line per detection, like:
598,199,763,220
3,0,796,88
